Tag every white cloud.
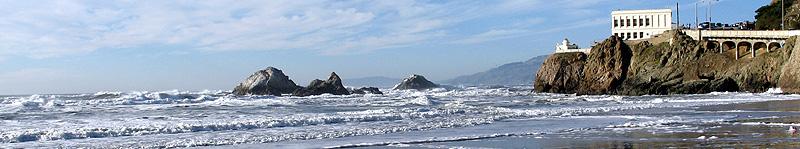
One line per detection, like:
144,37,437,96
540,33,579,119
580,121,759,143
0,0,612,58
451,30,529,44
1,0,483,58
511,18,546,28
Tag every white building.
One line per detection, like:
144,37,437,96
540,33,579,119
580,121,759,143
555,38,590,53
611,9,675,40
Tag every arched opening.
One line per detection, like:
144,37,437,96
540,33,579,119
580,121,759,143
737,42,752,59
721,41,736,53
708,41,720,53
768,42,782,52
754,42,768,57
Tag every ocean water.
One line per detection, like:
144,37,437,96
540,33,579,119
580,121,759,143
1,86,798,148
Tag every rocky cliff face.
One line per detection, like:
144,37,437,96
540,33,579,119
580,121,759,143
779,36,800,92
233,67,300,96
533,52,586,93
535,30,800,95
534,36,631,94
579,36,632,94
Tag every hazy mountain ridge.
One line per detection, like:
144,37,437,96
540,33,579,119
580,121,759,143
341,76,403,88
444,55,549,85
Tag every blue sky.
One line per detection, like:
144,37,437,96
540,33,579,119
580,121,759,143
0,0,771,95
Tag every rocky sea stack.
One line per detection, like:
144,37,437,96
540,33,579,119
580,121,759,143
351,87,383,94
292,72,351,96
233,67,300,96
394,74,438,90
534,30,800,95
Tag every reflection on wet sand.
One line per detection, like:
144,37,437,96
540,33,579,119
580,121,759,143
563,99,800,148
411,99,800,148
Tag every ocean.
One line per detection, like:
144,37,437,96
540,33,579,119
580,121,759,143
1,86,799,148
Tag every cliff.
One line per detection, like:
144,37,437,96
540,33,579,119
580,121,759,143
534,30,800,95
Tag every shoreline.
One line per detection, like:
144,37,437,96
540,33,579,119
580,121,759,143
205,96,800,149
381,99,800,148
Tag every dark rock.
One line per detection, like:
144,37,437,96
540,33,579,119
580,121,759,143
579,36,632,94
351,87,383,94
533,52,586,93
534,35,631,95
779,36,800,93
393,74,438,90
534,30,791,95
233,67,300,96
292,72,351,96
709,77,740,92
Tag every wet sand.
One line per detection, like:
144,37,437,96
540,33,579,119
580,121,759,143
378,99,800,148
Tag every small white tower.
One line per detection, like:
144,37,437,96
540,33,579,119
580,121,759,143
555,38,590,54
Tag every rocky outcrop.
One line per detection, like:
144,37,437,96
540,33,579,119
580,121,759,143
779,36,800,92
533,52,586,93
579,36,632,94
292,72,351,96
351,87,383,94
393,74,438,90
233,67,300,96
534,30,797,95
534,36,631,94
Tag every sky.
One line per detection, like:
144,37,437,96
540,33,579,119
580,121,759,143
0,0,772,95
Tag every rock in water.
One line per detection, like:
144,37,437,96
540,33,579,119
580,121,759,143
533,30,789,95
533,52,587,94
533,36,631,94
393,74,438,90
579,35,632,94
351,87,383,94
233,67,300,96
292,72,351,96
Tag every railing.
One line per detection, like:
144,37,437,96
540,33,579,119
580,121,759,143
684,30,800,39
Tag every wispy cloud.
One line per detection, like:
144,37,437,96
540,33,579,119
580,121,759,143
0,0,616,59
451,30,529,44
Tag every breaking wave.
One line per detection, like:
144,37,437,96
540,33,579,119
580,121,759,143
1,86,798,148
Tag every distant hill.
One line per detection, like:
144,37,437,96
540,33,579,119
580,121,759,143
342,76,403,88
444,55,548,85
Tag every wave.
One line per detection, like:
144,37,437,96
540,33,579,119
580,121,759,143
2,86,799,148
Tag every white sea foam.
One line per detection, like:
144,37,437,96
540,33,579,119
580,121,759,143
1,86,798,148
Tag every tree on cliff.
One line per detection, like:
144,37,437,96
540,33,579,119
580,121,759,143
756,0,797,30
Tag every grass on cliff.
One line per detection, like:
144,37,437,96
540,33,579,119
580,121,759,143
555,52,585,60
636,42,670,68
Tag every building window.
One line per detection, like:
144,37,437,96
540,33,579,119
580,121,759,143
627,32,631,39
614,20,619,27
614,33,619,37
621,19,625,27
646,18,651,26
639,19,644,26
633,32,638,38
626,19,630,26
633,19,637,26
640,32,644,38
